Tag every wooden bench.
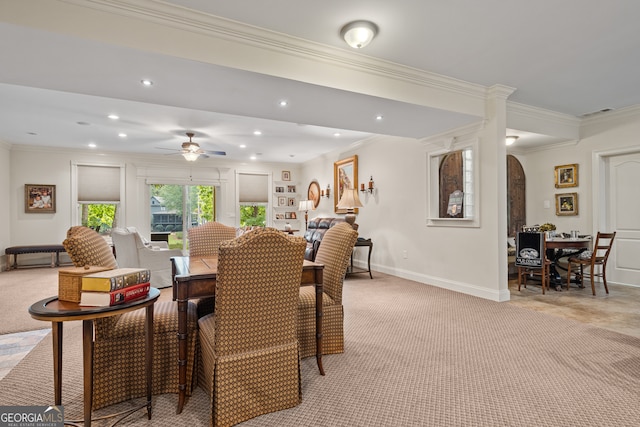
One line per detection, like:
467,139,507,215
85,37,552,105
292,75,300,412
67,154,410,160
5,244,67,270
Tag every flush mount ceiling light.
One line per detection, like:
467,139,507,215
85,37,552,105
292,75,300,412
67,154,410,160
340,20,378,49
506,135,519,146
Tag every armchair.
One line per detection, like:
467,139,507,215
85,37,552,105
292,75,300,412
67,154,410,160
111,227,183,289
62,226,198,409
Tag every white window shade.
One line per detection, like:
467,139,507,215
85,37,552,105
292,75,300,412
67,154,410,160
238,173,268,203
77,165,121,202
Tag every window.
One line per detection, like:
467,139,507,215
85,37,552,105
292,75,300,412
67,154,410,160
236,172,269,227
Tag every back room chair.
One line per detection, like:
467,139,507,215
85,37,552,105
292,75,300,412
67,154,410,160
567,231,616,295
298,221,358,358
516,231,551,294
62,226,198,409
198,227,306,427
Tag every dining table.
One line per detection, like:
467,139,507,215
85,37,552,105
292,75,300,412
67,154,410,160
545,237,591,288
170,255,325,414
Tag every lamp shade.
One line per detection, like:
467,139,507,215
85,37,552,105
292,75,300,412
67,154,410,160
298,200,315,212
340,21,378,49
182,151,199,161
336,188,363,210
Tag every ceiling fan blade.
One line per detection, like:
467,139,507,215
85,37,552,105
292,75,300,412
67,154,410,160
203,150,226,156
155,146,180,152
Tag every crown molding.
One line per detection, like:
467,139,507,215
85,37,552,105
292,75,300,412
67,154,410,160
60,0,487,104
507,101,581,128
580,103,640,126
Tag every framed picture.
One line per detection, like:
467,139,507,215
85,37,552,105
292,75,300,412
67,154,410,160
285,212,292,219
282,170,291,181
275,186,285,193
554,164,578,188
278,196,287,206
556,192,578,216
288,197,296,206
275,213,285,220
334,155,358,213
287,185,296,193
290,212,297,219
25,184,56,213
308,180,321,209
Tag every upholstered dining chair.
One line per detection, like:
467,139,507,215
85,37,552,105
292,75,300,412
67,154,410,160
186,221,237,317
298,221,358,359
62,226,198,409
198,227,306,427
566,231,616,295
516,231,551,294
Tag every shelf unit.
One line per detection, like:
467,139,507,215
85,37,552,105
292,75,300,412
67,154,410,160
273,181,301,230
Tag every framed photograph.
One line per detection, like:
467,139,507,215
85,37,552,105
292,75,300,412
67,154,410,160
554,164,578,188
285,212,292,219
278,196,287,206
275,213,285,220
282,170,291,181
334,155,358,214
308,180,321,209
556,192,578,216
288,197,296,206
25,184,56,213
290,212,297,219
275,186,285,193
287,185,296,193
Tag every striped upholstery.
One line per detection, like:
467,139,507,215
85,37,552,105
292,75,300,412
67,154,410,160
198,227,305,427
298,222,358,358
62,226,198,410
188,222,237,317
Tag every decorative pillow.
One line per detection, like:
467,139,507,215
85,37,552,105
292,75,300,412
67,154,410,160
63,226,118,269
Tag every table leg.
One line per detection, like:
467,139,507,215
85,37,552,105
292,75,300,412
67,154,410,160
145,304,154,419
82,319,94,427
315,269,325,376
367,243,373,279
176,297,188,414
51,321,63,406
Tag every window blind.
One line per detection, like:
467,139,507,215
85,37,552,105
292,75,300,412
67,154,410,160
77,165,121,202
238,173,268,203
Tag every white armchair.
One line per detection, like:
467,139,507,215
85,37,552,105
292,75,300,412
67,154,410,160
111,227,184,288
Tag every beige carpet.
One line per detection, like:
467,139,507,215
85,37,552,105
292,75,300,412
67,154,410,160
2,273,640,426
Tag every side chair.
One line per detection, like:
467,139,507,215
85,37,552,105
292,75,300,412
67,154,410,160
566,231,616,295
516,231,551,294
63,226,198,409
187,221,237,317
298,221,358,358
198,227,306,427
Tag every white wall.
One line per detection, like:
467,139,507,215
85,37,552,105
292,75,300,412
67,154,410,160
3,146,300,269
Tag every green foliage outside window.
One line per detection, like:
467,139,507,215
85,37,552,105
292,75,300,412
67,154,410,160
240,205,266,227
81,204,116,233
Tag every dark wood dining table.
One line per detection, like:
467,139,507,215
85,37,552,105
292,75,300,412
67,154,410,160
546,237,591,287
170,255,324,414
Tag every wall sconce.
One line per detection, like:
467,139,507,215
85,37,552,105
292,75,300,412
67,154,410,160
322,184,331,198
360,176,375,193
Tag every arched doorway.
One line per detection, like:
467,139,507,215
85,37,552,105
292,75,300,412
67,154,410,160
507,155,526,237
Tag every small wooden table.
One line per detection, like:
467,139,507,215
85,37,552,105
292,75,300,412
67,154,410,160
348,238,373,279
546,238,591,287
171,256,324,414
28,288,160,427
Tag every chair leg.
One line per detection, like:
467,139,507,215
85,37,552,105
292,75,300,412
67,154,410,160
566,262,572,291
602,264,610,294
590,264,596,296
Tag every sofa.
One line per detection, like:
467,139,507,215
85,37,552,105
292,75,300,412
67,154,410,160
303,217,350,261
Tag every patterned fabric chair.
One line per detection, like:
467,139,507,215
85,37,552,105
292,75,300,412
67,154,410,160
62,226,198,409
198,227,306,427
298,222,358,358
187,221,237,317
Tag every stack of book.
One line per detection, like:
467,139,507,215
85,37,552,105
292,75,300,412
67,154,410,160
79,267,151,306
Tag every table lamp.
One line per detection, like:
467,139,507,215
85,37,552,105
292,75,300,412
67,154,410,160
336,188,363,230
298,199,315,230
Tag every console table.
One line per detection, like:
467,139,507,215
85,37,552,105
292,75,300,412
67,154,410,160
28,288,160,426
348,238,373,279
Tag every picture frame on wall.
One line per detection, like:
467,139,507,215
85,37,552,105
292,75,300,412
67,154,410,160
334,155,358,214
278,196,287,206
25,184,56,213
555,192,578,216
282,170,291,181
554,164,578,188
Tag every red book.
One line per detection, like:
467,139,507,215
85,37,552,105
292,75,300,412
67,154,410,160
79,282,151,306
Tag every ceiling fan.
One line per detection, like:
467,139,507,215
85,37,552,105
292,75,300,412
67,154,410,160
157,132,226,161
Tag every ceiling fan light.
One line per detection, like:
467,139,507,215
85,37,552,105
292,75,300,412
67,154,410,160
341,21,378,49
182,151,199,161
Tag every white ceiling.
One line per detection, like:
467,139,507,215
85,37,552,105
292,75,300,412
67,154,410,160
1,0,639,162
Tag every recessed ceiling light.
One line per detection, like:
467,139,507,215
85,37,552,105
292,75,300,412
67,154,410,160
88,143,97,148
253,130,262,136
141,79,153,86
240,144,246,148
375,115,384,121
333,132,341,137
250,155,257,160
279,100,288,107
108,114,119,120
118,133,127,138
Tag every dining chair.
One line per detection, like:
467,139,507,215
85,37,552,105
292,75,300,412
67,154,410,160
187,221,237,317
298,221,358,358
566,231,616,295
197,227,306,427
516,231,551,294
63,226,198,409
